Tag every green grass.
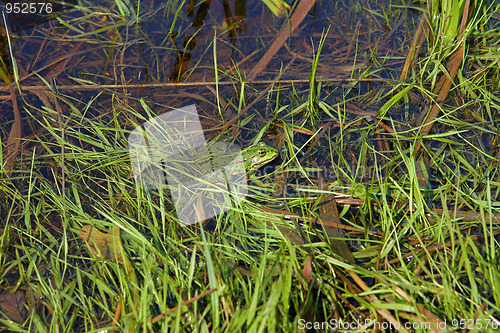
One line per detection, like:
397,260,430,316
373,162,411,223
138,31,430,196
1,0,500,331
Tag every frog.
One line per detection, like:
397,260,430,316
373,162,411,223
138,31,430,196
162,141,279,188
240,142,279,187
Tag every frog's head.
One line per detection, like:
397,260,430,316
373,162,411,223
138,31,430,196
245,142,279,171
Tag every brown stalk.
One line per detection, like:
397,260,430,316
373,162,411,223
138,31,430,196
413,0,472,157
149,288,217,324
399,14,428,82
343,19,361,62
247,0,316,80
348,270,406,332
110,301,122,327
211,55,297,132
4,85,22,172
412,45,464,157
0,76,394,92
317,195,355,262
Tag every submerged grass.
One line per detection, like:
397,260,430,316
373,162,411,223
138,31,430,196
1,0,500,331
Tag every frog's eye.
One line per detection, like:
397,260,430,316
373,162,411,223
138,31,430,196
258,149,266,157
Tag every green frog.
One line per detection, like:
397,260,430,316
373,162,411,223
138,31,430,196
240,142,279,186
163,141,279,188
